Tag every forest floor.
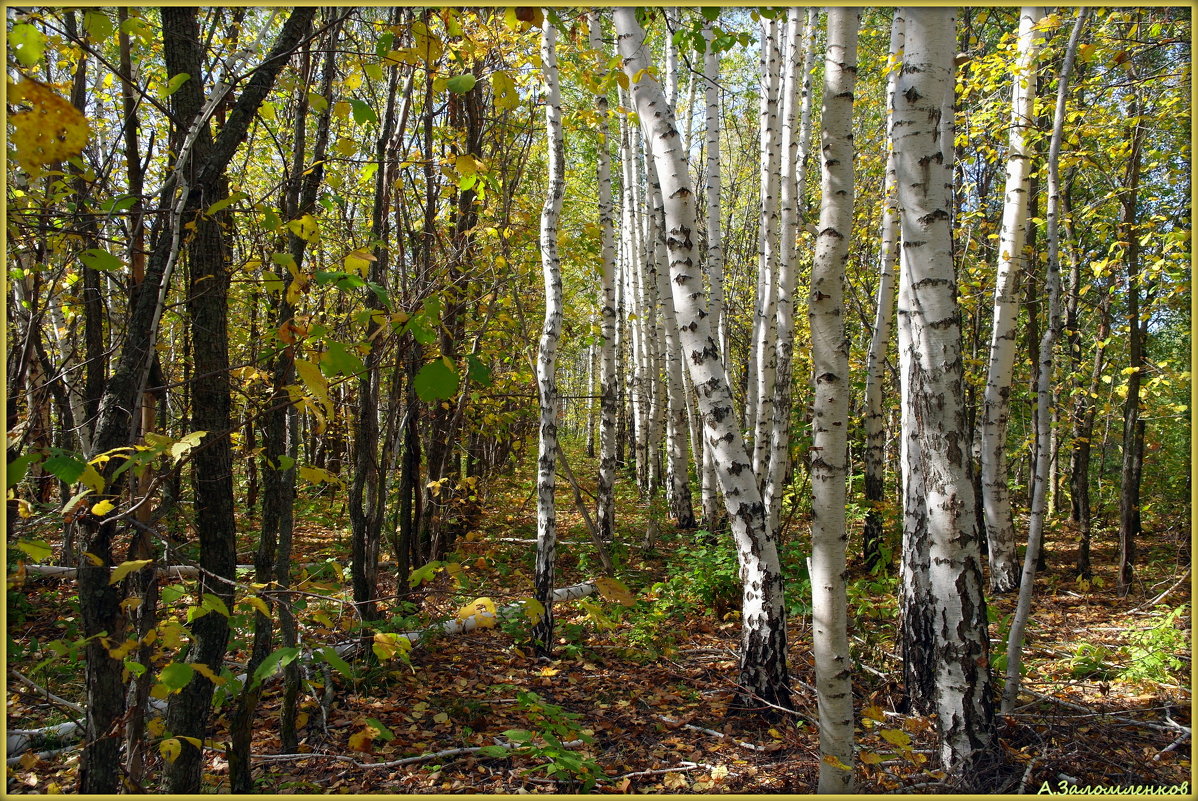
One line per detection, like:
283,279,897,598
6,443,1192,794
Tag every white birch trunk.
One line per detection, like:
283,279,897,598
619,106,650,493
894,8,996,778
616,8,791,710
589,13,619,543
763,7,817,537
647,158,697,528
862,11,905,570
1002,7,1089,714
532,19,565,657
701,19,725,528
809,8,858,791
980,6,1046,594
750,16,783,478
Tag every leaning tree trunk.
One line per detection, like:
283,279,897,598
979,6,1045,594
894,7,997,781
616,7,791,711
532,19,565,657
1003,7,1088,713
862,10,905,571
809,8,859,791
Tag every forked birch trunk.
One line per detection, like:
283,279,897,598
615,8,791,711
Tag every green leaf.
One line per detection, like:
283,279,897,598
106,195,138,214
317,646,355,681
162,72,191,99
200,593,231,618
252,646,301,687
478,745,512,758
10,23,45,67
170,431,207,465
413,359,459,402
43,454,88,486
7,452,39,489
83,11,115,42
365,718,395,741
408,561,441,587
160,662,195,692
503,729,533,743
349,98,378,125
205,191,248,216
465,353,492,386
446,74,477,94
79,248,122,272
320,342,365,377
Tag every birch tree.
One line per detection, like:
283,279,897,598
615,7,791,710
862,11,904,571
894,7,997,780
699,18,725,529
532,17,565,657
1003,7,1089,713
749,15,783,477
589,13,619,543
980,6,1046,594
763,7,816,538
808,7,858,790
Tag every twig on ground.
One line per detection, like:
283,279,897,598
251,738,584,770
657,715,767,752
608,761,710,780
10,669,84,714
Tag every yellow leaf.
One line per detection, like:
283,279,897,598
521,597,546,623
109,558,152,585
106,637,140,660
17,499,33,518
348,727,375,753
860,751,883,765
8,79,90,175
160,738,182,763
594,576,636,606
19,752,38,770
823,754,853,771
433,711,450,724
862,704,886,722
344,249,375,275
147,717,166,737
242,595,271,618
91,499,116,517
456,596,497,626
191,663,225,685
82,551,104,566
879,728,912,749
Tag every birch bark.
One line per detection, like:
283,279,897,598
589,13,619,543
532,19,565,656
980,6,1046,594
862,11,905,570
808,8,858,791
1002,7,1089,713
894,7,996,779
615,8,791,710
764,7,816,537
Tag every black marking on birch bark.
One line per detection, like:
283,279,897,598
903,85,921,103
918,208,950,226
820,227,845,239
